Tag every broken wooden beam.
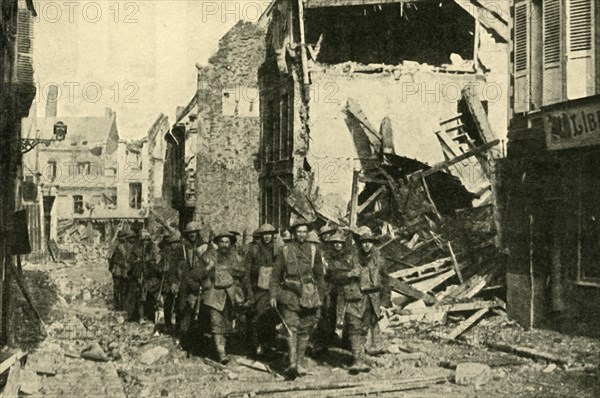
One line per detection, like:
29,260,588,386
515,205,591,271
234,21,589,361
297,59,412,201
446,242,464,284
349,169,360,228
388,278,437,305
390,257,450,279
0,350,27,375
393,300,501,316
409,139,500,180
233,375,450,397
345,98,382,146
485,341,573,367
357,185,386,214
443,308,488,340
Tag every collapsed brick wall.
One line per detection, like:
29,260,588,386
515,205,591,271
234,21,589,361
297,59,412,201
195,21,266,234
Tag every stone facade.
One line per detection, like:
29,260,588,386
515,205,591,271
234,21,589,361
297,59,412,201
192,20,266,234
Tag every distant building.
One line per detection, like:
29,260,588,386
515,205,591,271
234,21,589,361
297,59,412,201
22,107,167,250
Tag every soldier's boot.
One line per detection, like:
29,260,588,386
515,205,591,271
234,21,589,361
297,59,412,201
349,335,371,375
297,333,311,376
214,334,229,365
366,325,384,355
285,332,298,379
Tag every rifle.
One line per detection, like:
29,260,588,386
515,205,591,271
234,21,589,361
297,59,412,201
193,283,203,322
155,265,166,324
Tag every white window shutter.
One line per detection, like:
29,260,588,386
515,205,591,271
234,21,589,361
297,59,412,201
514,1,531,113
543,0,563,105
14,1,34,85
566,0,595,99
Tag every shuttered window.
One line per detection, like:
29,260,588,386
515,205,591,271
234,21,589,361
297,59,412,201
543,0,561,65
569,0,592,52
515,3,529,72
16,5,33,84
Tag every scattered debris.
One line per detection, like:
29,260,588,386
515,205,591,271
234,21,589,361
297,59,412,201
140,346,169,366
18,368,42,395
81,342,109,362
485,342,574,367
454,362,491,387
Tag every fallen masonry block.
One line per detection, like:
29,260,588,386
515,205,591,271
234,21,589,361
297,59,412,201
140,346,169,365
81,342,109,362
18,368,42,395
454,362,491,387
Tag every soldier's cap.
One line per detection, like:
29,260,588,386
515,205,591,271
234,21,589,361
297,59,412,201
228,230,241,236
281,230,292,241
139,229,152,241
167,231,182,243
290,217,313,230
184,221,202,234
252,229,261,238
125,230,137,239
355,226,380,242
318,224,337,237
306,230,320,244
212,231,237,244
257,223,276,235
117,230,129,239
328,231,346,243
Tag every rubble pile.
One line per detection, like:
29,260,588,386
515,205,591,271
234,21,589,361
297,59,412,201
10,270,59,349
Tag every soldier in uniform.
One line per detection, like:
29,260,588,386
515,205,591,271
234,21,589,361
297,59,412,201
108,230,132,311
344,227,391,374
270,219,325,378
160,231,185,333
126,229,162,323
244,223,280,357
314,224,339,353
199,231,246,364
178,221,209,343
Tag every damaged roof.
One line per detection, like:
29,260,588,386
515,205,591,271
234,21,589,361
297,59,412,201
304,0,508,42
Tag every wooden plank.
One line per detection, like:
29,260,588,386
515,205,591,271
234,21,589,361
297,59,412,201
2,362,21,397
485,341,573,366
421,176,442,221
461,84,499,145
390,257,450,279
357,186,386,214
412,268,456,292
345,98,382,148
0,350,27,375
410,140,500,180
349,170,360,228
444,308,488,340
389,278,437,305
394,300,500,316
446,242,464,283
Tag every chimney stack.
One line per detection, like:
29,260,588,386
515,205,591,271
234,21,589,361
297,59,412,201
45,85,59,117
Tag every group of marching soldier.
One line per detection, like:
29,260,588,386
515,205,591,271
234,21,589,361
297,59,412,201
108,219,390,378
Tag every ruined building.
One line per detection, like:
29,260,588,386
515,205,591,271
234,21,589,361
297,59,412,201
501,0,600,330
165,20,267,234
258,0,509,229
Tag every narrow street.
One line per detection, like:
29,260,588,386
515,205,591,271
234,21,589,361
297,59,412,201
10,255,597,398
1,0,600,396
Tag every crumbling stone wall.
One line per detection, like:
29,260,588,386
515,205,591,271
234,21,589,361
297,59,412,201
194,21,265,234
